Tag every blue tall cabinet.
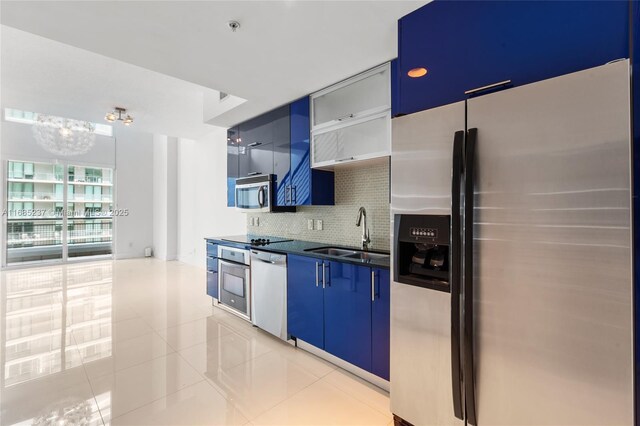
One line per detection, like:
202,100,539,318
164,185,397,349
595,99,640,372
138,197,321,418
395,1,630,116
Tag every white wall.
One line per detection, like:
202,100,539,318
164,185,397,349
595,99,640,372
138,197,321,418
177,127,246,267
113,128,154,259
152,134,179,260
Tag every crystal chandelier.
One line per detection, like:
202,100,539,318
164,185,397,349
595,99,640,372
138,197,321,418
32,115,96,156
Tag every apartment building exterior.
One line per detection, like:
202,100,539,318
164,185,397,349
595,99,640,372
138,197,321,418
6,161,113,263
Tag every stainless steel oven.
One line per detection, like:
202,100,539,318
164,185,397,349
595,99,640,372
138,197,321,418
235,175,272,213
217,246,251,321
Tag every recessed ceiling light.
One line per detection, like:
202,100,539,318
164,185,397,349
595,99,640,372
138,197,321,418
408,67,428,78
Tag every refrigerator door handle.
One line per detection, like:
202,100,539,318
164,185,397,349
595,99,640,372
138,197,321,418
463,128,478,425
450,130,465,420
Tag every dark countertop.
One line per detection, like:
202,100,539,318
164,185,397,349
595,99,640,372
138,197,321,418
204,235,390,269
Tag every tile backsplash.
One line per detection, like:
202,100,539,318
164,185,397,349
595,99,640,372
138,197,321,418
247,160,391,251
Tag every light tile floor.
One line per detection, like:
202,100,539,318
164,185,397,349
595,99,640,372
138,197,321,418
0,259,392,425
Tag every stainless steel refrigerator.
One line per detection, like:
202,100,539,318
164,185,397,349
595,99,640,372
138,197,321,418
390,60,634,425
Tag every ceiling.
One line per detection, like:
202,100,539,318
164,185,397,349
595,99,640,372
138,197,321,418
1,26,234,139
1,0,426,130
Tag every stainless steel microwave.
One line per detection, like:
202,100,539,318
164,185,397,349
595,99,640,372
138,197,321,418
235,175,272,213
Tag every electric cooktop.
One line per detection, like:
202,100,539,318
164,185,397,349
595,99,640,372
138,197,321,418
221,235,293,247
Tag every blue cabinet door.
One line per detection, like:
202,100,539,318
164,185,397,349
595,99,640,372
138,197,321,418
206,242,219,299
371,268,390,380
289,97,335,206
287,254,324,348
227,127,239,207
206,270,218,299
323,261,372,372
397,1,629,115
272,105,291,207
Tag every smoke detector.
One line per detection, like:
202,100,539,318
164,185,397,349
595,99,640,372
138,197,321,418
228,21,240,32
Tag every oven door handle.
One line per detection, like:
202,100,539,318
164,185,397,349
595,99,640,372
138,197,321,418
218,259,249,269
258,186,266,207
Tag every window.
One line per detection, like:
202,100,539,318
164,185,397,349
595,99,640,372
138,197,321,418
84,203,102,215
8,161,34,179
84,185,102,202
6,160,114,264
85,168,103,183
8,161,24,179
54,164,64,181
8,182,34,199
24,163,34,179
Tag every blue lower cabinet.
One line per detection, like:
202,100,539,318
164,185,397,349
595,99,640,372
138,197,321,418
206,255,217,271
206,270,218,299
286,254,390,380
287,254,325,348
323,261,372,372
371,268,390,380
206,241,218,257
206,242,219,299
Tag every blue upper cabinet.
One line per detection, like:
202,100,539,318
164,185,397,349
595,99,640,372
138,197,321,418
271,105,291,206
323,261,372,372
396,0,629,115
283,97,335,207
274,97,335,206
228,98,334,209
226,127,239,207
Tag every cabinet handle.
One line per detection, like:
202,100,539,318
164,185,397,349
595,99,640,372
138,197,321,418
322,263,326,289
248,172,262,176
248,142,262,147
464,80,512,96
315,262,319,287
336,157,354,162
337,113,354,122
371,270,375,302
285,186,291,204
291,186,296,204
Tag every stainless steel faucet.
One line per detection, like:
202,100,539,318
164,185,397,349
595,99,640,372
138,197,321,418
356,206,371,250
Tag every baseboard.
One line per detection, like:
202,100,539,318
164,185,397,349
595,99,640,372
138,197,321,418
114,252,147,260
296,339,390,392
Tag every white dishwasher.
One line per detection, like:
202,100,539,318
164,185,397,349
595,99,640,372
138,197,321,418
250,250,287,340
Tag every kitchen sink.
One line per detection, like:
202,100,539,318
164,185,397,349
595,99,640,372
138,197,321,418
305,247,358,257
344,252,390,261
305,247,390,262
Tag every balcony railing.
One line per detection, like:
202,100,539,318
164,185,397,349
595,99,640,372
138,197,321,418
8,173,113,185
7,218,113,249
7,192,112,202
8,172,63,182
8,192,59,201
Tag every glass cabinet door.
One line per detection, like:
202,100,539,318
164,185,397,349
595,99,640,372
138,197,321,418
312,112,390,167
312,63,390,130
